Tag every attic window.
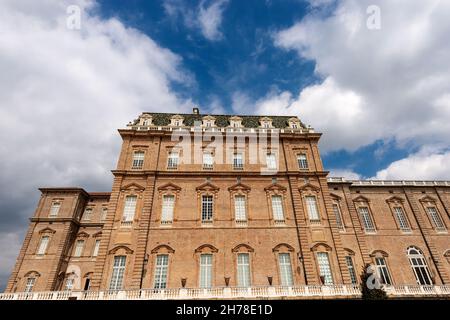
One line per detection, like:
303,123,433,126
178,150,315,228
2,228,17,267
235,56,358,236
170,115,184,126
259,117,273,128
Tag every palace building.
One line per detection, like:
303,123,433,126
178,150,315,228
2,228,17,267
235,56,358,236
2,110,450,300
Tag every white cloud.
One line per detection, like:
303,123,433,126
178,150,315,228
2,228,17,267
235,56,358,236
328,168,361,180
0,0,193,288
258,0,450,154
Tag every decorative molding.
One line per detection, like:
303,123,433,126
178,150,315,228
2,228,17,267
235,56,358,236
386,196,405,203
329,193,342,200
353,195,370,203
76,231,90,238
194,244,219,253
272,243,295,253
157,182,182,192
311,242,332,252
264,183,287,193
38,227,56,234
231,243,255,253
228,182,251,193
150,244,175,254
369,250,389,257
196,182,220,193
108,245,134,255
298,182,321,193
120,182,145,192
419,195,437,203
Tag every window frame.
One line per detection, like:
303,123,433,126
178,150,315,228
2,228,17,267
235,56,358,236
109,255,127,291
153,254,170,289
131,150,145,170
296,153,309,170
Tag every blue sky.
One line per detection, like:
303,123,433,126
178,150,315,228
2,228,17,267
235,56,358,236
1,0,450,291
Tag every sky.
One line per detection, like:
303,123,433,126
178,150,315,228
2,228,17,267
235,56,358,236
1,0,450,291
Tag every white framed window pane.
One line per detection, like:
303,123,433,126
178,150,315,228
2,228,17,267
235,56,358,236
65,278,74,291
332,204,344,230
199,254,213,288
233,153,243,168
394,207,410,230
266,153,277,170
358,207,375,232
234,195,247,222
74,240,84,257
237,253,251,287
122,195,137,222
408,248,433,285
317,252,333,285
101,208,108,221
93,240,101,257
202,195,213,222
83,208,92,221
375,257,392,285
132,151,145,169
426,207,445,230
109,256,126,290
345,256,358,284
167,152,179,168
278,253,294,286
25,278,35,292
153,254,169,289
49,202,61,217
271,195,285,222
203,152,213,168
297,154,308,169
37,236,49,255
161,195,175,223
305,196,320,222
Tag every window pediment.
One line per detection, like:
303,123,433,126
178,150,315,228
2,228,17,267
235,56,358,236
108,245,134,255
272,243,295,253
298,182,321,193
370,250,389,257
228,182,251,194
330,193,342,200
93,231,102,238
39,227,56,234
386,196,405,203
311,242,332,252
196,182,220,193
121,182,145,192
158,182,181,193
419,196,437,203
232,243,255,253
150,244,175,254
24,271,41,278
353,195,370,203
195,244,219,253
264,183,287,194
76,231,89,238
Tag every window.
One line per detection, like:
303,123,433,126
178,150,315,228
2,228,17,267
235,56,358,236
266,153,277,170
316,252,333,285
153,254,169,289
234,195,247,223
109,256,126,290
49,202,61,217
305,196,320,222
83,208,93,221
233,153,243,169
375,257,392,285
297,154,308,170
237,253,251,287
74,240,84,257
271,195,285,223
332,203,344,230
65,278,74,291
93,240,101,257
291,123,298,129
167,152,179,169
358,207,376,232
132,151,145,169
37,236,49,255
345,256,358,284
199,254,213,288
407,247,433,285
201,195,214,223
426,207,446,231
25,278,36,292
203,152,213,169
122,195,137,222
393,207,410,231
278,253,294,286
101,208,108,221
161,195,175,224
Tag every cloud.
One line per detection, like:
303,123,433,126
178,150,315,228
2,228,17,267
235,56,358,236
163,0,229,41
328,168,361,180
254,0,450,154
0,0,193,290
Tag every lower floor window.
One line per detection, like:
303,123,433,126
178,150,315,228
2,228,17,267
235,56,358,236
278,253,294,286
237,253,251,287
153,254,169,289
375,257,392,285
109,256,126,290
25,278,35,292
316,252,333,285
345,256,358,284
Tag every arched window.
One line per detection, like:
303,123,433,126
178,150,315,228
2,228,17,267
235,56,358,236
407,247,433,285
370,250,392,285
23,271,40,292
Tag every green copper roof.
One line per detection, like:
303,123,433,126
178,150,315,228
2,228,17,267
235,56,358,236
134,112,306,129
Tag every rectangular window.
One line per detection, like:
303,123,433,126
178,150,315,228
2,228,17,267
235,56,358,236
201,195,214,222
25,278,35,292
237,253,251,287
297,154,308,170
65,278,74,291
358,207,376,232
132,151,145,169
37,236,49,255
332,203,344,230
83,208,93,221
93,240,101,257
199,254,213,288
122,195,137,222
167,152,179,169
233,153,243,169
305,196,320,222
266,153,277,170
234,195,247,223
375,257,392,285
74,240,84,257
426,207,446,230
393,207,410,231
203,152,214,169
161,195,175,224
49,202,61,217
278,253,294,286
317,252,333,285
345,256,358,284
271,195,285,223
153,254,169,289
101,208,108,221
109,256,126,290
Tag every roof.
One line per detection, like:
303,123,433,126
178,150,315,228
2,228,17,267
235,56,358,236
131,112,307,129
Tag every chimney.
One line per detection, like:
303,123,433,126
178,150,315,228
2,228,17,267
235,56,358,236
193,107,199,114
